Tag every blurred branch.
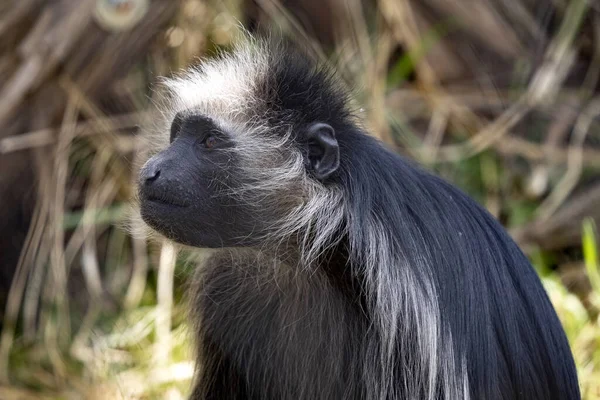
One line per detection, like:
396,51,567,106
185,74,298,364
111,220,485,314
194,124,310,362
421,106,449,163
0,0,96,130
494,135,600,168
123,237,149,310
434,95,531,161
81,240,104,301
155,242,177,366
0,165,49,383
254,0,328,62
379,0,438,87
387,89,600,167
423,0,524,58
434,0,588,161
537,97,600,220
0,0,39,37
0,112,147,154
39,92,81,384
528,0,587,104
59,77,137,198
513,183,600,251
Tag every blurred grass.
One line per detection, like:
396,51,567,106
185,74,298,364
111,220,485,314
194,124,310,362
549,218,600,399
1,0,599,399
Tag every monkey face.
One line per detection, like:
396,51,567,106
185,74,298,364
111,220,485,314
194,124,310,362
137,38,344,249
138,110,340,249
138,112,261,248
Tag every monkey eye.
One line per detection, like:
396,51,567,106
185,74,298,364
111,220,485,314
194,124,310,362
204,135,217,148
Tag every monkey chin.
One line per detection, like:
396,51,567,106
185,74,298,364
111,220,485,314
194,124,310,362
139,197,244,249
139,197,192,242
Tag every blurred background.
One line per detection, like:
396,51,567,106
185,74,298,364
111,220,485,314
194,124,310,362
0,0,599,398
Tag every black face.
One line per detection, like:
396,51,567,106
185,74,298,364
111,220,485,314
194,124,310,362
139,112,255,247
138,111,340,249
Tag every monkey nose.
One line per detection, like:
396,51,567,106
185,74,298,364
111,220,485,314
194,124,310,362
141,164,161,185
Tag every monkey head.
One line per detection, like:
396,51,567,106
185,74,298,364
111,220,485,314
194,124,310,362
137,38,346,249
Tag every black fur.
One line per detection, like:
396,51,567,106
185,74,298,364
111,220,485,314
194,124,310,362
139,40,580,400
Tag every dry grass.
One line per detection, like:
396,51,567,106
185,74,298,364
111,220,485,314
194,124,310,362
0,0,599,398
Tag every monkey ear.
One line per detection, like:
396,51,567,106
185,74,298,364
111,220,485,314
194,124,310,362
304,122,340,180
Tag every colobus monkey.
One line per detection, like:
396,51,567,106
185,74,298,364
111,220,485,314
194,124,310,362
135,35,580,400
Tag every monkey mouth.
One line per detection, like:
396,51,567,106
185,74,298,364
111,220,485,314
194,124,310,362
142,191,190,208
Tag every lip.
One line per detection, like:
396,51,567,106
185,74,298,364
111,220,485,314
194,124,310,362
142,191,190,208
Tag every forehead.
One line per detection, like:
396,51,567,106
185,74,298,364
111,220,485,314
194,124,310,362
163,43,270,130
157,37,350,139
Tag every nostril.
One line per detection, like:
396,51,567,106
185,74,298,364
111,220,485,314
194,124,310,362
146,169,160,182
142,166,161,185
